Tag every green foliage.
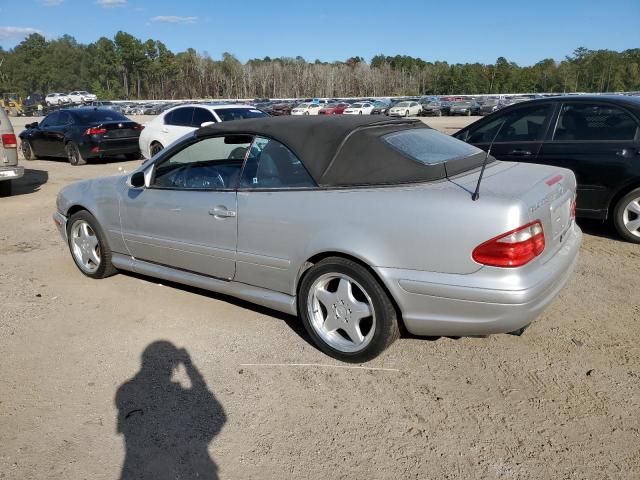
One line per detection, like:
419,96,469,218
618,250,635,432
0,33,638,99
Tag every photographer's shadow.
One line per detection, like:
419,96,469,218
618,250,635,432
115,341,226,480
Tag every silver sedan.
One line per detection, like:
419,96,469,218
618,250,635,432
53,116,581,362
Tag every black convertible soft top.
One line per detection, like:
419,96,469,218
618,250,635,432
195,116,485,187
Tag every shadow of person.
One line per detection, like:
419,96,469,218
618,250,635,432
115,341,226,480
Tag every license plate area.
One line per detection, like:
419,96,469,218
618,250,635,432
551,197,571,240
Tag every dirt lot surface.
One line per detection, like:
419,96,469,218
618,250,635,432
1,115,639,479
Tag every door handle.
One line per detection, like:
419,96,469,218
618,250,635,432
161,127,169,133
508,149,533,156
209,207,236,218
616,148,637,157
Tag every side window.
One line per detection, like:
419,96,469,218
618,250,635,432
192,108,215,127
165,107,194,127
240,136,316,189
58,112,73,125
40,112,59,128
467,105,551,143
152,135,252,190
554,103,639,141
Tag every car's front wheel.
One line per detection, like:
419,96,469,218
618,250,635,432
150,142,164,157
613,188,640,243
21,140,39,160
298,257,400,362
0,180,12,197
67,210,117,278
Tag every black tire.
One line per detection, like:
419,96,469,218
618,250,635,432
436,110,442,117
150,142,163,157
125,151,141,160
66,210,118,279
359,111,363,115
0,180,12,197
21,140,39,160
405,110,410,117
298,256,400,362
613,187,640,243
66,142,87,166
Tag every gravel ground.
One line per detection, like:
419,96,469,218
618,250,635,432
1,115,639,479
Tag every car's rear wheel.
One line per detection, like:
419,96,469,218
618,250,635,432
21,140,39,160
150,142,164,157
66,142,87,166
67,211,117,278
613,188,640,243
298,257,400,362
0,180,12,197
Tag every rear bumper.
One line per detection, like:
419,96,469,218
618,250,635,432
82,138,139,158
52,211,68,243
376,223,582,336
0,165,24,180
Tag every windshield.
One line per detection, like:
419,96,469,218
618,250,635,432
214,108,268,122
396,102,410,107
295,103,310,108
452,101,471,106
351,103,363,108
382,128,482,165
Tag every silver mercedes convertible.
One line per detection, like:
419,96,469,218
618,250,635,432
53,116,581,362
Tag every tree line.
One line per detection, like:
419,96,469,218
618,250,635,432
1,32,638,100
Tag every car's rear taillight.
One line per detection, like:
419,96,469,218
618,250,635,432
1,133,17,148
84,127,107,135
472,221,545,268
570,196,577,219
133,124,144,131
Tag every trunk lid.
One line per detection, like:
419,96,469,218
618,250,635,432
91,120,141,139
452,161,576,263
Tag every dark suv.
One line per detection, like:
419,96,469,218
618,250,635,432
454,95,640,243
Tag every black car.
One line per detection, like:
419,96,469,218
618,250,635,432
454,95,640,243
19,108,143,165
419,100,445,117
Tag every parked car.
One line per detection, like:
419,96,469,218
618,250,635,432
138,103,268,158
0,107,22,196
388,101,422,117
270,102,295,116
45,93,71,106
67,91,98,104
318,102,351,115
449,100,481,116
370,100,395,115
86,101,122,113
291,103,322,115
343,102,375,115
419,100,445,117
53,116,581,361
480,99,506,115
19,108,143,166
454,95,640,243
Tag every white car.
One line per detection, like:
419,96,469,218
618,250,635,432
388,101,422,117
45,93,71,106
343,102,375,115
139,103,268,159
291,103,322,115
67,91,98,104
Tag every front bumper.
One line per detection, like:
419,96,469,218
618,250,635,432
0,165,24,180
52,211,68,243
376,223,582,336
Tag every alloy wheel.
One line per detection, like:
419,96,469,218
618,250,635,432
70,220,101,273
622,196,640,238
307,273,376,353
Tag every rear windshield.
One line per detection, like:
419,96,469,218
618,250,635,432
72,110,128,123
382,128,482,165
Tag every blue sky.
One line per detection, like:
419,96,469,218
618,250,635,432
0,0,638,65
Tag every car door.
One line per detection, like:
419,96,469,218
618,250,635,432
29,112,57,156
45,111,73,157
235,136,318,294
119,134,251,280
457,103,554,163
538,101,640,218
159,107,195,147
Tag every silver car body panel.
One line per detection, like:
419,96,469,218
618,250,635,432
54,152,581,336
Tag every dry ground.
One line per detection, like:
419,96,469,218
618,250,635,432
1,115,639,479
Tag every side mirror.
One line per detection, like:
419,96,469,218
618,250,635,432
128,171,146,188
29,122,39,129
200,121,215,128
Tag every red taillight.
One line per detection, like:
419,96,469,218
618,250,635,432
2,133,17,148
133,124,144,131
84,127,107,135
472,221,545,268
570,196,577,219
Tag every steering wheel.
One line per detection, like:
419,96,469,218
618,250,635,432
174,166,225,189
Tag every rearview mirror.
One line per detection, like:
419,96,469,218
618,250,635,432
128,171,146,188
